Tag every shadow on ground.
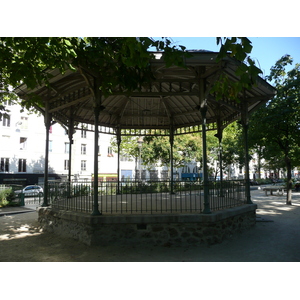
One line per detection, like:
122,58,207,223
1,188,300,262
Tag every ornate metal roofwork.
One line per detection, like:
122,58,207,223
15,51,276,136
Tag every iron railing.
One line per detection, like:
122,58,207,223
46,180,247,215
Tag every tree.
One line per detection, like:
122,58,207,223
0,37,261,108
0,37,186,99
219,122,245,178
249,55,300,204
212,37,262,101
110,133,202,172
111,127,246,180
143,134,202,170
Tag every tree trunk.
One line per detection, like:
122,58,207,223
257,149,262,179
286,157,292,205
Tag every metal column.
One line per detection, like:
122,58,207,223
116,128,121,194
241,97,253,204
42,101,52,207
92,78,102,216
169,127,175,194
199,76,211,214
215,116,224,196
68,115,74,183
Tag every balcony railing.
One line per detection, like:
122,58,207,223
45,180,247,215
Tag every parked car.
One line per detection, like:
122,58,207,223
14,185,44,197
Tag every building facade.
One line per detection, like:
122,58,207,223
0,102,129,184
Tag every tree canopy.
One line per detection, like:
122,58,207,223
0,37,261,110
110,124,245,180
248,55,300,204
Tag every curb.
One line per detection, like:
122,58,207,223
0,209,36,217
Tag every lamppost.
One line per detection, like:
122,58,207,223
137,137,143,181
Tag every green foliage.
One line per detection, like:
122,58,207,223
212,37,262,101
73,184,91,196
247,55,300,203
221,122,244,167
0,188,16,207
111,122,248,175
121,182,168,194
76,37,189,95
255,178,272,185
120,181,201,194
250,55,300,164
1,37,260,111
0,37,78,88
0,37,190,109
111,134,203,170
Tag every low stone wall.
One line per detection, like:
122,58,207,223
38,204,257,246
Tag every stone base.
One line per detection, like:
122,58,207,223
38,204,257,246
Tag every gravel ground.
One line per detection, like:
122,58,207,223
1,187,300,262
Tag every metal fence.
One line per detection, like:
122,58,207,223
46,180,247,215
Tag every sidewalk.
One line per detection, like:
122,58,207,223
1,187,300,261
0,204,37,217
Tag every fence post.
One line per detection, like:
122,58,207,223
19,193,25,206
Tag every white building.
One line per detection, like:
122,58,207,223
0,101,136,184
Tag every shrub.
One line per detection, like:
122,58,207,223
0,188,17,207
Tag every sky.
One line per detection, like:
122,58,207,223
165,37,300,78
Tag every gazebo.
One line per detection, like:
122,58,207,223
15,50,276,245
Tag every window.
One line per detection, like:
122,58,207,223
81,130,86,138
2,115,10,127
108,146,113,157
193,166,200,173
64,160,69,170
182,166,191,173
120,154,132,161
81,160,86,171
81,144,86,155
1,135,10,149
0,158,9,172
20,137,27,150
161,170,168,180
18,159,26,172
3,100,12,106
64,142,69,154
49,140,53,152
20,117,28,129
150,170,158,180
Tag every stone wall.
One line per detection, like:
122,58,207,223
38,204,257,246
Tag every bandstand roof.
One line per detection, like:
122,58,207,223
15,51,276,136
